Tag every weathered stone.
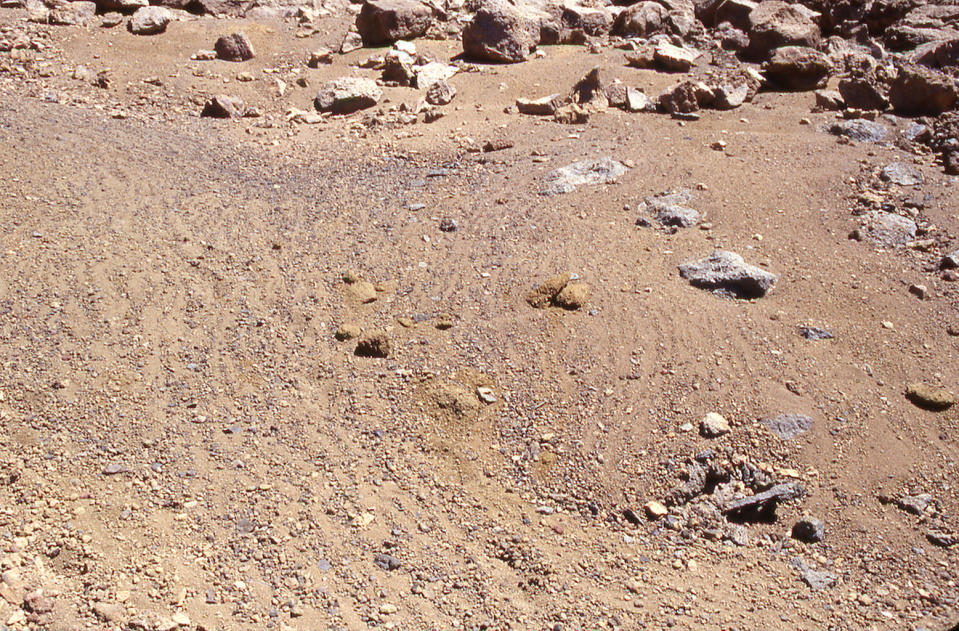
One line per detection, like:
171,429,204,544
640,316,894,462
462,0,542,63
356,0,432,46
746,1,821,60
314,78,382,114
654,42,700,72
792,517,824,542
799,326,833,340
723,482,804,517
854,211,916,247
355,332,391,358
764,46,830,90
613,1,668,37
880,162,922,186
905,382,956,411
526,273,572,308
553,282,588,310
425,79,456,105
644,501,669,519
335,323,362,341
814,89,844,110
516,94,564,115
541,158,627,195
49,0,96,26
678,250,777,298
838,76,889,111
127,5,171,34
201,95,244,118
828,119,888,143
763,414,812,439
889,64,958,115
414,62,457,90
700,412,730,437
215,32,255,62
802,569,837,590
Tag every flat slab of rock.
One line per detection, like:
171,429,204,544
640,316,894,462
854,211,917,247
762,414,812,439
541,157,627,195
722,482,804,519
801,569,837,590
880,162,922,186
799,325,833,340
905,382,956,411
516,94,564,115
827,119,887,143
315,78,382,114
638,189,700,227
678,250,776,299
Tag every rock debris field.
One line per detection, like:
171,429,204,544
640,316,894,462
0,0,958,629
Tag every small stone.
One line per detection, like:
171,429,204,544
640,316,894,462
476,386,497,404
678,250,777,299
102,463,126,475
425,79,456,106
23,590,53,614
802,569,837,590
643,501,668,520
908,284,927,299
307,48,333,67
762,414,812,440
438,218,458,232
315,77,382,114
380,603,398,614
92,602,124,622
792,517,825,543
799,326,833,340
373,553,402,570
335,323,362,341
700,412,730,438
905,383,956,411
355,332,391,358
171,612,190,626
880,162,923,186
201,95,244,119
348,280,378,303
553,282,589,310
526,273,572,309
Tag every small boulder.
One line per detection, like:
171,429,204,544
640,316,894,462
678,250,777,298
201,95,244,118
462,0,542,63
764,46,830,91
215,32,255,62
814,89,844,110
425,79,456,105
355,332,391,358
792,517,824,543
700,412,731,437
356,0,432,46
889,64,958,115
613,1,669,37
838,76,889,111
905,382,956,411
314,78,382,114
746,0,821,60
49,0,96,26
335,323,362,341
127,5,170,34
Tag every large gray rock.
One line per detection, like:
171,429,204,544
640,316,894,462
541,158,628,195
746,1,821,60
764,46,830,91
889,63,958,115
678,250,777,298
356,0,433,46
314,78,382,114
827,119,887,143
127,5,171,34
462,0,542,63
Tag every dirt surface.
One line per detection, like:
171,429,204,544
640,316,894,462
0,5,958,631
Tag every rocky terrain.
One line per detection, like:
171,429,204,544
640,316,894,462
0,0,958,628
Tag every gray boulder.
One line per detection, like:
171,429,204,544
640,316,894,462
678,250,777,298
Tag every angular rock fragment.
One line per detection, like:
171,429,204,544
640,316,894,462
828,119,887,143
700,412,730,437
356,0,432,46
355,332,391,358
792,516,824,542
764,46,830,91
315,78,382,114
852,211,916,247
201,95,244,118
889,63,958,115
462,0,541,63
215,32,255,62
722,482,804,521
746,1,821,60
678,250,776,299
880,162,922,186
799,326,833,340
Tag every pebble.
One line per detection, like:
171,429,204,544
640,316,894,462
700,413,730,438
